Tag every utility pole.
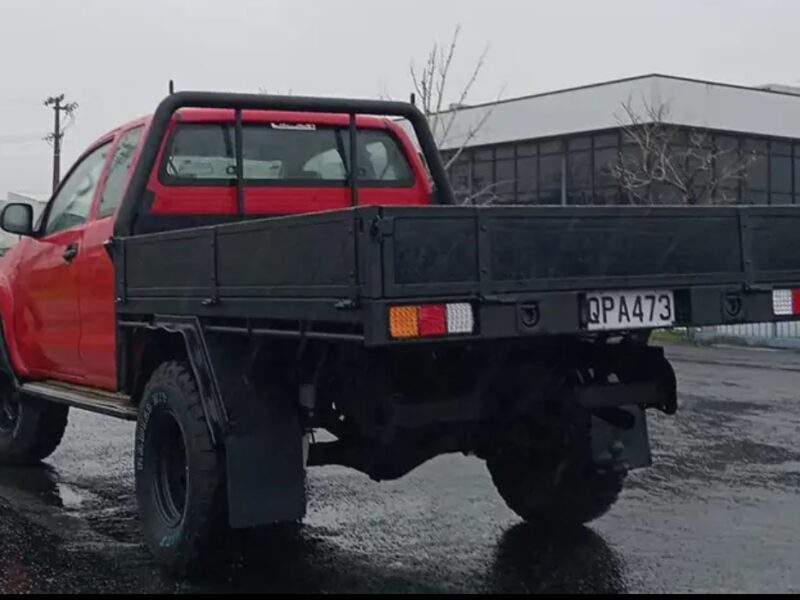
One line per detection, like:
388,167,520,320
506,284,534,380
44,94,78,193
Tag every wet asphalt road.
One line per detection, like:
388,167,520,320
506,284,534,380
0,342,799,593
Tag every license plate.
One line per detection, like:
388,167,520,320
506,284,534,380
585,290,675,331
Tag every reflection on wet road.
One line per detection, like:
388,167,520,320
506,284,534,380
0,343,798,593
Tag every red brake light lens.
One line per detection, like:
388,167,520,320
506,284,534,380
418,304,447,337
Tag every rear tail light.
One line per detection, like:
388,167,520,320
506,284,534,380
446,303,474,334
772,289,800,316
389,303,474,339
389,306,419,338
418,304,447,336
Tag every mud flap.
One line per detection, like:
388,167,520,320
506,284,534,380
591,406,652,471
224,403,306,529
204,333,306,529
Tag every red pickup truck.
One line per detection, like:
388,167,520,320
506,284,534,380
1,91,799,575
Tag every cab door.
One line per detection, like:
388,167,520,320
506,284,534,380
14,141,112,381
75,125,145,389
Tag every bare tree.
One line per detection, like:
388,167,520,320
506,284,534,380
609,98,756,205
409,25,505,204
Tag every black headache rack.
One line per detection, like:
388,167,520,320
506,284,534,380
114,201,800,346
113,91,454,238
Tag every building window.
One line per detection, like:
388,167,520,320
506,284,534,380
517,143,537,157
516,152,537,203
471,157,493,201
744,138,768,199
448,152,472,202
770,154,792,194
496,145,515,160
744,137,768,203
593,147,618,189
441,124,800,208
568,136,591,151
539,152,563,205
474,148,493,163
440,150,456,167
794,156,800,198
593,187,619,205
593,132,619,149
567,151,591,187
772,141,792,156
688,155,712,204
744,138,768,155
714,141,741,202
748,155,768,193
540,139,562,155
771,193,793,205
495,150,516,203
567,148,591,205
715,135,738,152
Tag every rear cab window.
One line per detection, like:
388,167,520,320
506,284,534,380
161,123,415,187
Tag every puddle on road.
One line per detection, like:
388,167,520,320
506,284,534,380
56,483,85,509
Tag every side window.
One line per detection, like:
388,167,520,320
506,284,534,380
302,148,347,180
164,124,235,180
98,127,143,218
301,130,414,183
44,143,110,235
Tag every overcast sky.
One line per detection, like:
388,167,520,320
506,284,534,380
1,0,799,198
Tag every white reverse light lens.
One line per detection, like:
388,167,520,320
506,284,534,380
446,303,474,334
773,290,793,316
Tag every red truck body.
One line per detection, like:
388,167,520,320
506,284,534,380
0,109,431,390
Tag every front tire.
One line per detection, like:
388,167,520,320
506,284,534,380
0,385,69,465
135,361,226,576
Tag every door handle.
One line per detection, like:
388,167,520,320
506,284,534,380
62,243,79,263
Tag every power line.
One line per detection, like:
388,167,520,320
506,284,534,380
0,97,45,107
0,134,48,144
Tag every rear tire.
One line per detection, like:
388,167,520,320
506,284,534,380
486,364,626,530
135,361,227,576
0,384,69,465
487,451,625,530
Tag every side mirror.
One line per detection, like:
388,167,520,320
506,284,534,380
1,203,34,237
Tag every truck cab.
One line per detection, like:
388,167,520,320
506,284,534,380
0,109,431,391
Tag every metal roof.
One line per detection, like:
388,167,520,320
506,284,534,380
429,74,800,150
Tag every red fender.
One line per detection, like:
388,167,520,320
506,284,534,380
0,266,31,379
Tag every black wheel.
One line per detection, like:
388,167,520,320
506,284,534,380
487,450,625,530
135,361,226,576
486,365,625,530
0,383,69,465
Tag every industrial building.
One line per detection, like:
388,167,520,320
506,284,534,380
431,74,800,207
